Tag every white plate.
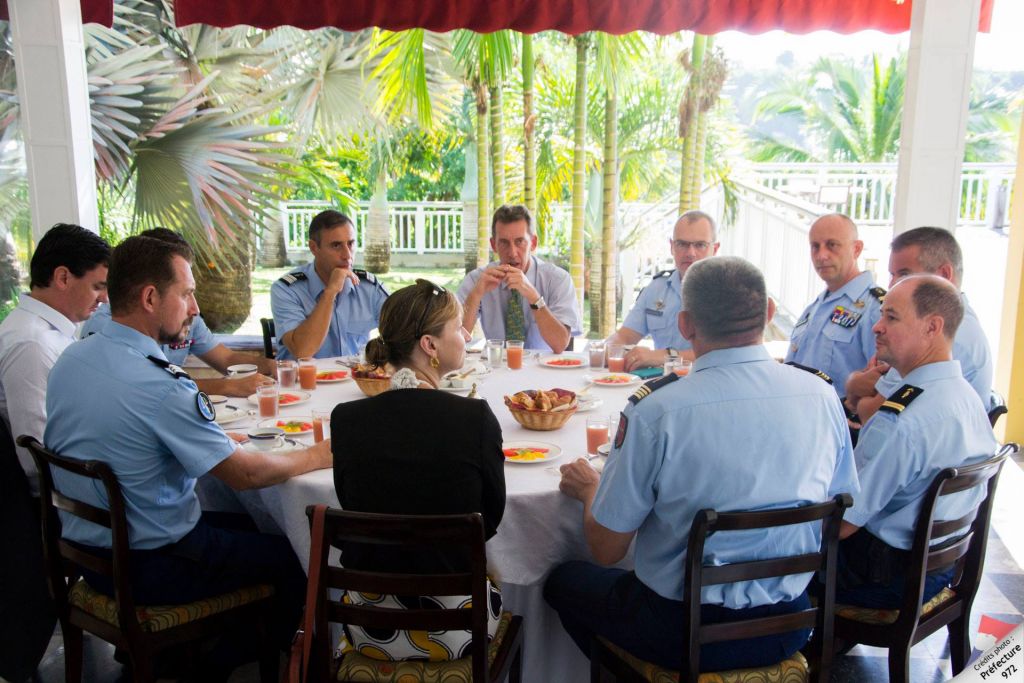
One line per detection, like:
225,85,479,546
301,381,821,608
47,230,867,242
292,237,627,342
502,441,563,465
538,354,588,370
584,373,642,388
246,390,311,408
227,363,258,377
575,396,605,413
213,404,248,426
258,416,314,436
245,436,304,454
207,394,228,405
315,370,351,383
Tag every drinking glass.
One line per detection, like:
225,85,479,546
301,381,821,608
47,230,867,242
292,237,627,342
276,359,297,388
298,357,317,390
606,344,626,373
587,341,606,369
586,415,610,455
486,339,504,369
312,409,331,443
257,383,279,418
506,340,525,370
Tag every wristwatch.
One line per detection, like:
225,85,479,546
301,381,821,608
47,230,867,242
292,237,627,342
529,296,547,311
666,347,679,360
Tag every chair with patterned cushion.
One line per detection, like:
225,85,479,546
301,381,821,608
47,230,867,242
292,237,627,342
590,493,853,683
18,435,280,683
834,443,1017,683
261,317,277,359
288,504,524,683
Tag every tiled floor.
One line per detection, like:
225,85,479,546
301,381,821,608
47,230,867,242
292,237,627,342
21,459,1024,683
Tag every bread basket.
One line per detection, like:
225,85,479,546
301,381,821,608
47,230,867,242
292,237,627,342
504,389,578,431
352,364,391,397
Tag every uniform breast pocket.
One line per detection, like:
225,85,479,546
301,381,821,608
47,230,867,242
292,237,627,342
346,318,376,335
645,310,669,331
823,321,857,345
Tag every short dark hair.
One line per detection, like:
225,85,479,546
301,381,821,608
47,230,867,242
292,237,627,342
908,276,964,341
890,226,963,286
309,210,354,245
364,279,460,368
29,224,110,289
491,204,533,238
682,256,768,345
138,227,195,260
107,236,193,316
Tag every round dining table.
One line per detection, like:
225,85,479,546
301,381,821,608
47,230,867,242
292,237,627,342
197,351,642,683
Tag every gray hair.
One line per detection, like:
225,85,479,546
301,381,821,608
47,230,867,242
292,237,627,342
890,226,963,287
491,204,534,237
905,275,964,341
677,210,718,242
682,256,767,344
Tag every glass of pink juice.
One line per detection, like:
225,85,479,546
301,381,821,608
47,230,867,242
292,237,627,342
298,358,317,390
586,416,610,455
606,344,625,372
506,341,524,370
257,384,279,418
312,409,331,443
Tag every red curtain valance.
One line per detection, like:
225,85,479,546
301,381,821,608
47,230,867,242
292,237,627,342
0,0,113,26
172,0,994,35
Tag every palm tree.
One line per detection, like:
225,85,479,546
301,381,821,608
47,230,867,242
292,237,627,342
570,34,591,315
521,33,537,219
678,35,727,212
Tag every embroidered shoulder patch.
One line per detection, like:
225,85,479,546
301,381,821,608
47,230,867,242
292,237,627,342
878,384,924,415
627,373,679,405
784,361,833,385
614,412,628,448
196,392,216,422
279,271,307,286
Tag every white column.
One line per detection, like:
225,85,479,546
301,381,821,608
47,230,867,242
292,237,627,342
8,0,98,239
892,0,981,235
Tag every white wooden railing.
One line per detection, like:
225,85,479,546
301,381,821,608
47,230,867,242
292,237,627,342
746,162,1015,229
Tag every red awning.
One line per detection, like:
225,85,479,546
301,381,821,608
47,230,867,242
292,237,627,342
0,0,113,26
173,0,994,35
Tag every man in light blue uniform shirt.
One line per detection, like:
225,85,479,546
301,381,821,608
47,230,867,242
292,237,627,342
45,235,333,674
458,205,581,353
607,211,719,370
837,274,997,608
271,210,388,359
786,213,884,395
544,257,858,672
844,227,992,424
81,229,278,397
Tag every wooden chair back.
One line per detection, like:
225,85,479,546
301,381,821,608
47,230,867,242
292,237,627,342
305,506,493,681
260,318,276,359
681,493,853,682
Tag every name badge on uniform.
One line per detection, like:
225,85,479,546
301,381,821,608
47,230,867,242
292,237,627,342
829,305,861,329
644,308,664,317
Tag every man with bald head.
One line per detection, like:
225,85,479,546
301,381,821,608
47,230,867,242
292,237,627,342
607,211,720,370
786,213,884,394
844,226,992,424
835,274,996,608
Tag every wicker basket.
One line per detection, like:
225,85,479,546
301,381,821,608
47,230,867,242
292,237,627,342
507,404,577,431
353,375,391,397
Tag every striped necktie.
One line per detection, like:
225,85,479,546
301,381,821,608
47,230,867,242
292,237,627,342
505,289,527,342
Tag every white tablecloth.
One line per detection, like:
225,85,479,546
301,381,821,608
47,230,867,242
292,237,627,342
198,354,640,683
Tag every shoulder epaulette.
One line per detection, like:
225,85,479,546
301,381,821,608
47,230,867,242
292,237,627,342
627,372,679,405
353,269,378,285
278,271,307,286
878,384,923,415
784,361,833,385
652,269,674,280
869,286,886,303
146,355,192,380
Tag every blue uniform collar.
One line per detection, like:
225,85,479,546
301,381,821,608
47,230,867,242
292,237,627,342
101,320,169,362
901,359,963,385
820,270,874,304
303,261,354,301
692,344,772,373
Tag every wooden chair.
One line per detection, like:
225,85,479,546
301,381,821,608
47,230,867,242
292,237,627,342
260,317,277,359
18,435,279,683
987,391,1007,428
834,443,1018,683
591,493,853,683
288,505,524,683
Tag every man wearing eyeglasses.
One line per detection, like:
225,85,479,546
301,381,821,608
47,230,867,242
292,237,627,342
271,210,389,360
607,211,720,370
457,204,582,353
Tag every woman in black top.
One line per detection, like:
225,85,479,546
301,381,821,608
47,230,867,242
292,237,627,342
330,279,506,661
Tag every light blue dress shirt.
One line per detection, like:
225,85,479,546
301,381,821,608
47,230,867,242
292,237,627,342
846,360,997,550
786,271,882,394
621,270,691,351
592,345,859,608
874,294,992,406
457,255,582,352
80,304,218,367
45,322,236,550
270,261,388,360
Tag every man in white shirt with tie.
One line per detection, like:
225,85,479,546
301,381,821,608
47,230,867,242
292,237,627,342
0,224,110,494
